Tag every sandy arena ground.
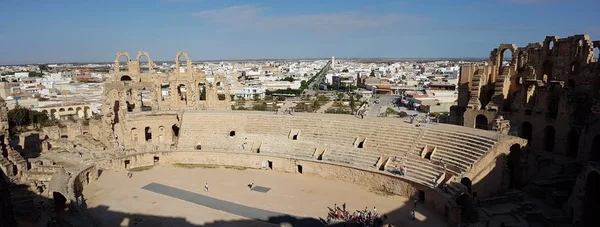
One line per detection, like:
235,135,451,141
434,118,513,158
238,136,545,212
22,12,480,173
83,166,446,226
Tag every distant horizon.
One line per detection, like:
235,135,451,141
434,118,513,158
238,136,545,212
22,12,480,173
1,56,490,66
1,0,598,64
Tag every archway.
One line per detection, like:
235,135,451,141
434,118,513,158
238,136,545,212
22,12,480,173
50,109,57,119
582,171,600,226
177,84,187,101
172,124,180,142
75,107,82,118
456,194,477,223
517,51,525,68
140,88,152,111
67,107,73,111
137,52,153,73
145,127,152,142
198,83,206,101
542,61,553,81
460,177,472,194
115,52,130,72
591,135,600,162
475,115,488,130
59,108,65,112
543,126,555,152
53,192,67,217
131,128,138,143
161,83,170,101
113,101,120,125
576,40,583,57
158,126,165,143
594,46,599,62
508,144,523,189
547,40,555,55
120,75,132,81
519,122,532,142
567,130,580,158
499,48,513,74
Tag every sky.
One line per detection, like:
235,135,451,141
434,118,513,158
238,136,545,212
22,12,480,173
0,0,599,64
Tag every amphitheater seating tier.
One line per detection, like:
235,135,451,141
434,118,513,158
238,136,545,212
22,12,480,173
176,111,504,189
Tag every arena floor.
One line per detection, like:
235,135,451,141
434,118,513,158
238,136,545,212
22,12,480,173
82,166,446,226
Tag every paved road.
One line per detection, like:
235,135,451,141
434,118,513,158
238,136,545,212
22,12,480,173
303,61,331,97
142,182,325,227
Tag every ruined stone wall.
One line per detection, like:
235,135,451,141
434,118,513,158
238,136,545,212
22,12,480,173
100,51,231,149
453,34,600,223
456,34,600,159
102,150,462,226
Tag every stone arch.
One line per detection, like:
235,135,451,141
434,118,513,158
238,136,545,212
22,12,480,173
120,75,132,81
75,107,82,118
456,194,477,223
545,37,556,56
460,177,472,194
591,135,600,162
50,109,57,119
517,50,526,69
145,127,152,142
131,128,138,143
567,130,580,158
475,114,488,130
519,121,532,142
59,108,65,112
177,84,187,101
542,60,553,82
53,191,67,217
114,52,131,72
158,126,165,143
42,110,48,115
508,144,523,189
112,101,120,125
136,51,154,72
67,107,73,111
172,124,180,142
198,83,207,101
140,88,152,111
576,39,584,57
582,171,600,226
174,51,192,73
543,126,555,152
498,48,514,74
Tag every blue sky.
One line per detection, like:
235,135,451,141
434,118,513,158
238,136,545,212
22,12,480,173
0,0,598,64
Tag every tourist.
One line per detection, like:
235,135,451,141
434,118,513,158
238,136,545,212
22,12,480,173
411,210,415,221
373,207,377,217
248,182,253,189
342,203,346,212
127,171,132,178
413,198,417,208
205,183,209,192
78,152,83,158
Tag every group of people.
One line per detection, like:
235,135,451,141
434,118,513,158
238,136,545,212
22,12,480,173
325,203,384,226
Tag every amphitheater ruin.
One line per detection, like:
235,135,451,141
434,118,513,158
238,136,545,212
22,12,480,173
0,34,598,227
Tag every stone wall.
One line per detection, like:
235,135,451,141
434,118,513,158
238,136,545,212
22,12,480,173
101,150,463,226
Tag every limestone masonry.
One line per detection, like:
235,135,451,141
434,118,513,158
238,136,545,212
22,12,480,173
0,38,598,226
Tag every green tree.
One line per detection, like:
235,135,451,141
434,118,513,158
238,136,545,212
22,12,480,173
38,64,50,71
278,77,295,82
342,68,349,73
337,93,344,101
349,95,356,111
369,70,375,77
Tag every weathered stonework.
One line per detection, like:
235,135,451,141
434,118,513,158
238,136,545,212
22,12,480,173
452,34,600,225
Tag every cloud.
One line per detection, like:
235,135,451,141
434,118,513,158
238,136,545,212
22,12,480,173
192,5,423,32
